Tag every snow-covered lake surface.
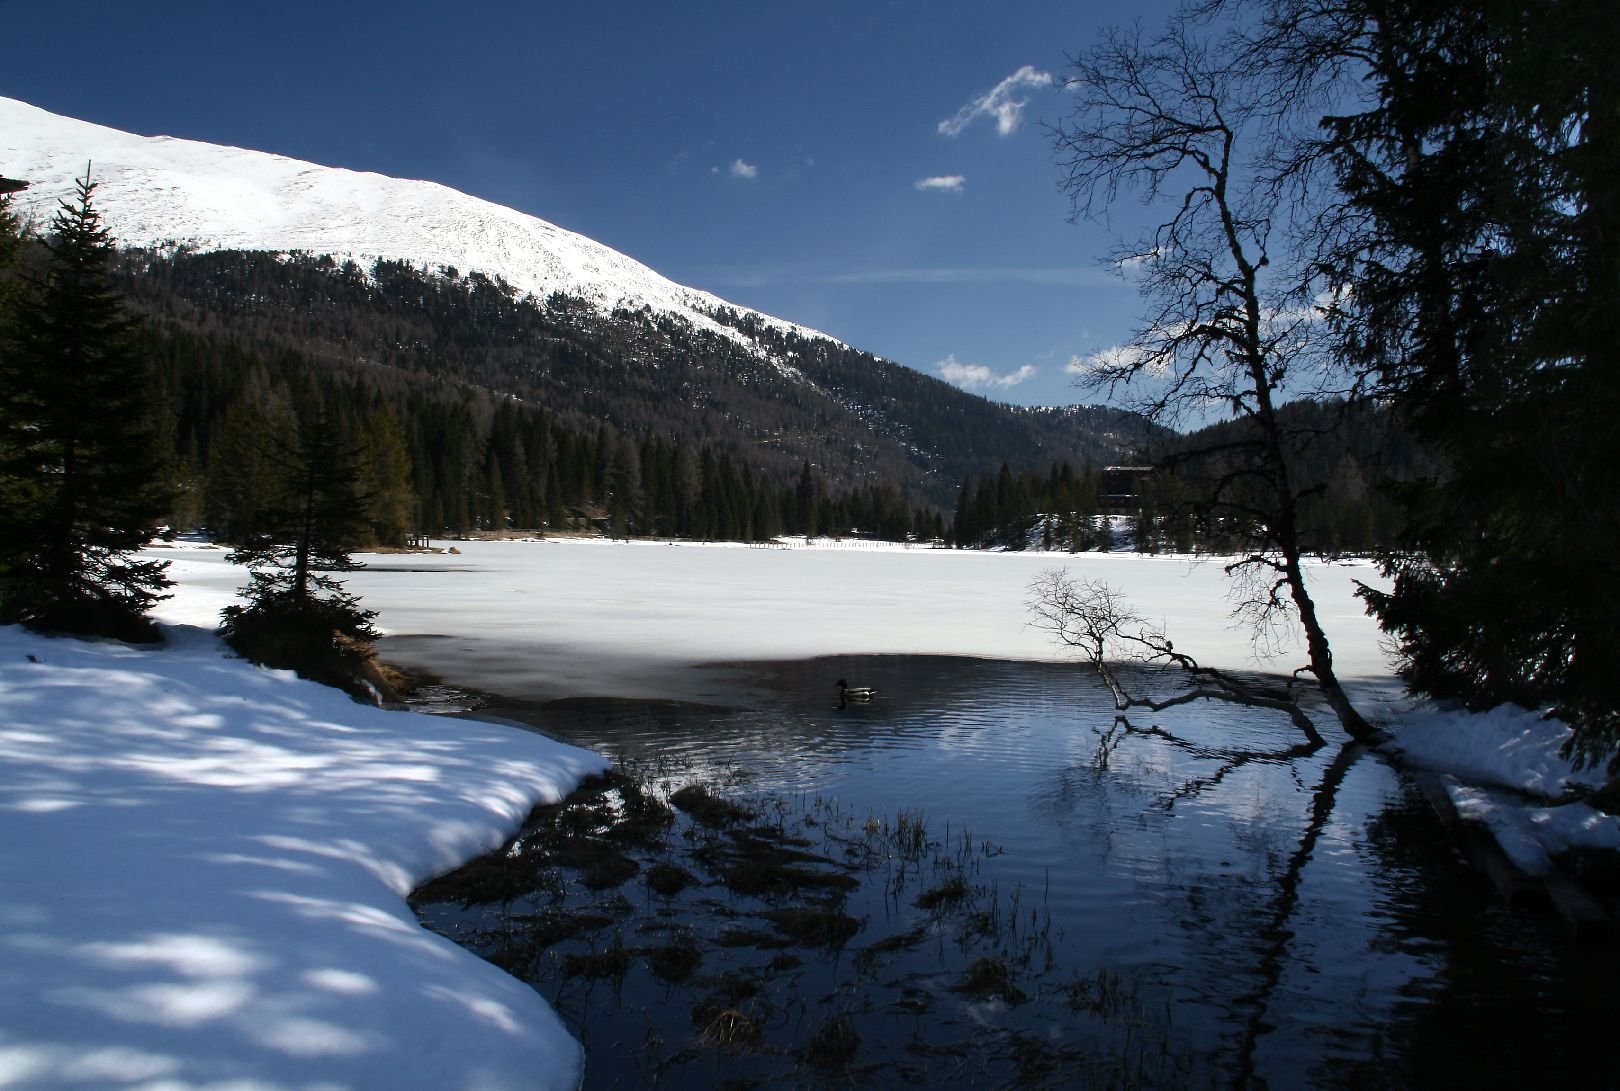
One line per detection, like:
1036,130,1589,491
3,537,1615,1089
154,536,1399,703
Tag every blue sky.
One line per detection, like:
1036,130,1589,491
2,0,1177,408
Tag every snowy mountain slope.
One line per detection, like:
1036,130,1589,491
0,95,830,361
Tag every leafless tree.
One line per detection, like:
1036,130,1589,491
1049,15,1379,743
1027,568,1338,747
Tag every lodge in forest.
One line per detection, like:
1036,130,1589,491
1099,465,1154,513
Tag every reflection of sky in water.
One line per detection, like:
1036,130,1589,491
461,654,1610,1085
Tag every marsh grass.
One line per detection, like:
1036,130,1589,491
564,935,631,982
642,934,703,983
801,1013,861,1069
761,907,861,948
644,861,696,897
411,761,1178,1088
915,872,972,911
954,956,1029,1004
670,783,755,826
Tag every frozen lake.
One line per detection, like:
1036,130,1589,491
146,537,1598,1087
319,537,1392,706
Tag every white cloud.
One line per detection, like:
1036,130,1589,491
729,159,758,179
938,65,1054,138
914,175,966,193
1115,248,1160,273
1066,345,1149,377
937,355,1038,390
1067,328,1192,378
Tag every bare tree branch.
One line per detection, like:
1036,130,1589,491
1027,569,1328,747
1049,14,1382,742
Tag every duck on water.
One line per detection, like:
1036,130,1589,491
837,679,875,707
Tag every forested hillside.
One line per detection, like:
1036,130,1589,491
110,248,1157,543
950,400,1440,555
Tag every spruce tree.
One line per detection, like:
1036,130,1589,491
0,186,23,317
359,404,416,546
0,173,172,640
1287,0,1620,763
205,401,297,542
219,410,380,695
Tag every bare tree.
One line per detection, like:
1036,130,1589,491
1027,568,1336,747
1050,15,1379,743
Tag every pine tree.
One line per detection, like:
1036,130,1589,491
359,404,416,546
218,410,380,696
0,172,172,639
0,186,23,319
1290,0,1620,762
206,401,297,542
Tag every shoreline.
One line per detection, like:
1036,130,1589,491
388,646,1618,943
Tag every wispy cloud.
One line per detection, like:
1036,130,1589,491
826,265,1113,287
914,175,966,193
1115,248,1159,273
937,354,1038,390
1066,348,1123,376
1066,335,1178,378
695,264,1119,289
728,159,758,179
938,65,1054,138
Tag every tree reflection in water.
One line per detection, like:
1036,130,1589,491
419,655,1616,1087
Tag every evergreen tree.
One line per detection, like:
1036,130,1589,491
359,403,416,546
0,173,171,639
205,401,297,542
1274,0,1620,763
219,410,379,696
0,185,23,320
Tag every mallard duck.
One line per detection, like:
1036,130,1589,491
837,679,876,701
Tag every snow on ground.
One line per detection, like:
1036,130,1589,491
148,537,1620,863
3,536,1615,1089
1378,702,1620,874
0,607,607,1090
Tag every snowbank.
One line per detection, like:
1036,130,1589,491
1380,701,1620,873
0,618,607,1091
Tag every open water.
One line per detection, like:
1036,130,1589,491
412,653,1616,1089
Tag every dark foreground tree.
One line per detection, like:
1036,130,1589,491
219,411,384,699
1315,0,1620,769
1051,16,1379,742
0,173,171,640
0,184,23,313
1214,0,1620,769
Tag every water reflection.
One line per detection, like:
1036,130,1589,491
436,655,1613,1088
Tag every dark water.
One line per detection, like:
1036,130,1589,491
420,655,1615,1089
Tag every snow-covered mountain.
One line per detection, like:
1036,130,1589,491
0,96,828,357
2,96,1160,505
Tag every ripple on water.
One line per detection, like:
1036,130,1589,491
420,653,1616,1089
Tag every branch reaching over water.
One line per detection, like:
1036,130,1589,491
1026,568,1327,747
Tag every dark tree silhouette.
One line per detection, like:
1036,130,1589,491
219,411,381,698
1050,17,1377,742
0,172,171,640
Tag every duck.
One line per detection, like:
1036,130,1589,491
837,679,876,702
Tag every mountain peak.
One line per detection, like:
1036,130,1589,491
0,95,832,357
